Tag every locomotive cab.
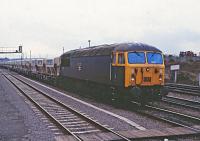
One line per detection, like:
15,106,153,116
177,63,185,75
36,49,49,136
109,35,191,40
111,46,167,102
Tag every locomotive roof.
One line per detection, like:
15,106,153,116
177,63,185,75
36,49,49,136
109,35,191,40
62,43,161,57
113,43,161,52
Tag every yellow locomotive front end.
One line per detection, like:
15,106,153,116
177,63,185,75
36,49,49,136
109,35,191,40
125,51,167,101
125,51,164,87
112,47,167,102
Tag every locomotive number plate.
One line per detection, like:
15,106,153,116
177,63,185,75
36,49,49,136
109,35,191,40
144,77,151,82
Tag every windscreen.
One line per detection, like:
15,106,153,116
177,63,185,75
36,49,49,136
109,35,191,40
128,52,145,64
147,52,163,64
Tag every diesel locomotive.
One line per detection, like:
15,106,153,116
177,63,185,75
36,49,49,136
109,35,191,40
0,42,168,102
60,43,167,102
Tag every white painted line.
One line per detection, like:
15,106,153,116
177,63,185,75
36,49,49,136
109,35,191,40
21,75,146,130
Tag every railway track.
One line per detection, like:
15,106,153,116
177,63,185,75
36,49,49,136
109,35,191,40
2,70,200,141
3,73,131,141
162,96,200,110
131,102,200,133
166,83,200,96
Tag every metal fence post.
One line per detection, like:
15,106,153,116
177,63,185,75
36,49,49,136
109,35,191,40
174,71,177,83
199,73,200,86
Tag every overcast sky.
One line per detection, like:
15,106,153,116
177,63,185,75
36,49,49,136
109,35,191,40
0,0,200,58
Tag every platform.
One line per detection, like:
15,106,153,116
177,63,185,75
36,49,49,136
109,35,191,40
0,73,55,141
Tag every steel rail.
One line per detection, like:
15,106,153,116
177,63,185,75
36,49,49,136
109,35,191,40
4,73,131,141
166,83,200,89
168,87,199,95
131,101,193,127
128,101,200,141
144,104,200,132
130,100,200,132
165,84,200,96
162,96,200,110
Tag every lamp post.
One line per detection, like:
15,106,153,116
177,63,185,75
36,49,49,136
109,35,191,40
21,52,23,66
88,40,91,47
30,50,31,61
29,50,31,72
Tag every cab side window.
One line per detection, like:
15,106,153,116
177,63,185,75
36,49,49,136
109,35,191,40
112,53,116,64
118,53,125,64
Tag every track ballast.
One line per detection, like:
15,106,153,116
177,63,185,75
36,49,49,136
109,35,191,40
3,73,130,141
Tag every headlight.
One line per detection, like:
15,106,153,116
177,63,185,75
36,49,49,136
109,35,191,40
159,74,162,81
131,74,135,81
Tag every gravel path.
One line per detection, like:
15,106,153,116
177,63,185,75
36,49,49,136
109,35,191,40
0,73,55,141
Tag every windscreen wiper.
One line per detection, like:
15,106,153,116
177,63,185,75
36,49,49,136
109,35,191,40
150,52,156,58
134,51,141,57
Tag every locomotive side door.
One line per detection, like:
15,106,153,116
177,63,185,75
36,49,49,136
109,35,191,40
111,52,125,87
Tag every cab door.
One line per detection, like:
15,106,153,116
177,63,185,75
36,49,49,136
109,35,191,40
111,52,125,87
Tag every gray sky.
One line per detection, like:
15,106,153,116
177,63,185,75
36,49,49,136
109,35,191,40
0,0,200,58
